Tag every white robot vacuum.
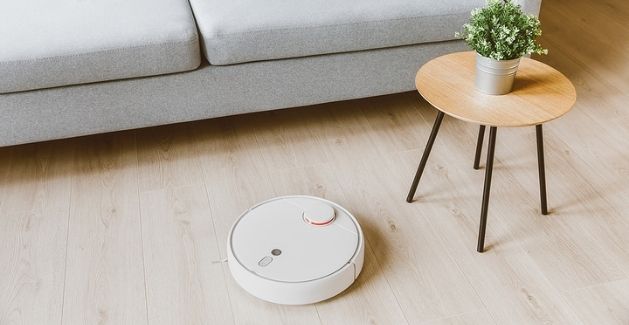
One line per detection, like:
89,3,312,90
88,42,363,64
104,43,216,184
227,195,364,305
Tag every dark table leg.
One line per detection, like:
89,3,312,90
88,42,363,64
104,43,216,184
477,126,497,252
536,125,549,215
474,125,486,170
406,111,445,203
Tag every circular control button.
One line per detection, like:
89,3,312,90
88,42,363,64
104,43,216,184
303,201,336,226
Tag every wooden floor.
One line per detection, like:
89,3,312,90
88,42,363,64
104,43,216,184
1,0,628,324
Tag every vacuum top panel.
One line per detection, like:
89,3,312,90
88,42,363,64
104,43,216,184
230,196,360,283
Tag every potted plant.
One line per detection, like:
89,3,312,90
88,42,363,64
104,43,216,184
457,0,548,95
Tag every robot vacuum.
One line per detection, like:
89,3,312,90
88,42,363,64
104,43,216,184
227,195,364,305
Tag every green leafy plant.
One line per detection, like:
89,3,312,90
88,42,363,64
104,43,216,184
457,0,548,60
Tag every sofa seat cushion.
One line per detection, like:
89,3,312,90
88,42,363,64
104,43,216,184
188,0,485,65
0,0,201,94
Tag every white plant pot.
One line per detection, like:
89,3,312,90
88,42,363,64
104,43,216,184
475,52,521,95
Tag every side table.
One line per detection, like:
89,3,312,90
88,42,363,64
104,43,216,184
406,51,576,252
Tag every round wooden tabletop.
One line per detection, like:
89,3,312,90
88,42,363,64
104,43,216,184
416,51,577,127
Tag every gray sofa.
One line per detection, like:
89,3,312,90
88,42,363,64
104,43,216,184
0,0,541,147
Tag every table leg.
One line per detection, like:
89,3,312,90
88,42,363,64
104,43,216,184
477,126,497,252
473,125,486,170
536,125,549,215
406,111,445,203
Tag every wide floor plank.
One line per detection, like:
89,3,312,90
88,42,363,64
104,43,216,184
136,126,234,324
0,144,73,324
566,280,629,324
140,185,233,325
61,135,148,324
